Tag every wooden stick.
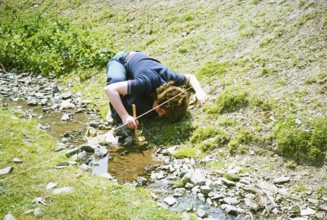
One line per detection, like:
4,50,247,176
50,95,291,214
132,104,139,145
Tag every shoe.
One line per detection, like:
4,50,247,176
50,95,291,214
106,110,114,123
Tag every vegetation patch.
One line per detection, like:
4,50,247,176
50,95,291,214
205,86,248,115
273,116,327,161
0,7,114,77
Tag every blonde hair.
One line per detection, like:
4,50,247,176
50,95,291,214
155,81,190,122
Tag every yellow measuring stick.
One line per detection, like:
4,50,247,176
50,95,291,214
132,104,139,145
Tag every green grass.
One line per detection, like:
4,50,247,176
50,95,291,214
0,107,180,219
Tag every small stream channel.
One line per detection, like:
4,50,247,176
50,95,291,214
3,98,160,183
1,73,242,219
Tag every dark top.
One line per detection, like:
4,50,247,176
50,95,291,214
121,52,187,117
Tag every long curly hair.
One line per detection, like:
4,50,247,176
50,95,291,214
155,81,190,122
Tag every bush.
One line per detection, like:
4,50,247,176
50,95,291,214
0,8,114,76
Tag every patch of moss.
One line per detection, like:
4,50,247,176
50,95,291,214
274,116,327,161
196,61,228,80
173,145,201,158
228,128,259,155
205,86,248,114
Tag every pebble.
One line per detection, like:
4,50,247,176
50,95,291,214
46,182,58,190
273,176,290,184
12,158,23,163
0,167,14,175
53,187,74,194
163,196,177,206
3,213,16,220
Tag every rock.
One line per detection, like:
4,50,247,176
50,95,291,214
155,171,165,180
3,213,16,220
308,198,319,204
208,192,224,200
61,92,72,99
319,204,327,212
221,204,238,216
100,173,114,180
244,198,260,212
60,100,75,110
80,144,94,153
197,208,208,218
300,207,316,216
65,147,80,157
258,181,278,195
53,187,74,194
61,114,70,121
12,158,23,163
0,167,14,175
32,197,46,205
94,146,108,159
163,196,177,206
34,208,42,216
221,178,236,187
27,98,38,106
223,197,240,205
80,164,92,173
77,151,89,164
273,176,290,184
46,182,58,190
190,170,206,186
137,177,148,186
200,185,212,195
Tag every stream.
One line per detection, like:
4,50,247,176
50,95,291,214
0,72,255,220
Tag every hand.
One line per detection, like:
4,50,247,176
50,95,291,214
122,115,139,129
195,90,207,106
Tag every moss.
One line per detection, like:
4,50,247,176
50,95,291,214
196,61,228,80
190,126,229,152
228,128,259,155
205,86,248,114
274,116,327,161
173,145,201,158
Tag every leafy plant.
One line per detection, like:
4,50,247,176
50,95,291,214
0,8,114,77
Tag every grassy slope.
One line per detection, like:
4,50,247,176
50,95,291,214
0,108,180,219
1,0,326,218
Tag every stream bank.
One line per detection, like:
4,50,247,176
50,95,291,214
1,72,326,220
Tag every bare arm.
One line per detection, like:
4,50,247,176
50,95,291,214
104,81,138,129
184,74,207,105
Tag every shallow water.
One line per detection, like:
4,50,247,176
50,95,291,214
4,98,160,182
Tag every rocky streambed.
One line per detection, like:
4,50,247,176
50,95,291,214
1,72,326,220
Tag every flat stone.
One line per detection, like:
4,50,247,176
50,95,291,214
0,167,14,175
223,197,240,205
273,176,290,184
53,187,74,194
221,178,236,187
319,204,327,212
200,185,212,195
46,182,58,190
13,158,23,163
65,147,80,157
163,196,177,206
300,208,316,216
